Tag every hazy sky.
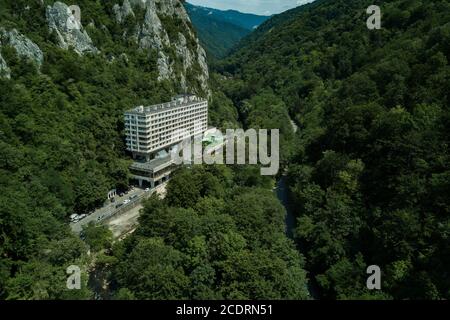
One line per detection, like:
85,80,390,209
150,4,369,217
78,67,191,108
187,0,315,16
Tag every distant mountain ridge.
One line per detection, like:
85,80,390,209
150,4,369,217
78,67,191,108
184,2,270,59
186,3,270,30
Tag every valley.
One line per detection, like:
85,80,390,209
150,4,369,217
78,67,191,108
184,2,269,59
0,0,449,302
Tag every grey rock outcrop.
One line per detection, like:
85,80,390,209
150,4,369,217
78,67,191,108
0,28,44,69
40,0,209,92
0,51,11,79
196,44,209,93
123,0,209,93
46,2,98,55
0,28,44,78
175,33,192,71
155,0,192,22
129,0,148,9
157,51,172,81
113,0,135,23
138,1,170,51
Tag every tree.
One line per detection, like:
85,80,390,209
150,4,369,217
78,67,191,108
82,223,113,252
114,238,189,300
165,168,202,208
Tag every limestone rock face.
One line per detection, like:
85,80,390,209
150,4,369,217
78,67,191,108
157,51,173,81
6,0,209,93
115,0,209,93
113,0,135,23
129,0,147,9
0,28,44,69
175,33,192,71
139,1,170,51
0,28,44,78
196,44,209,93
0,51,11,79
46,2,98,55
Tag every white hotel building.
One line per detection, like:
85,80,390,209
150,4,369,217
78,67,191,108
124,94,209,188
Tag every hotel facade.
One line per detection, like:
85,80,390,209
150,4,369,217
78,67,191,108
124,94,209,188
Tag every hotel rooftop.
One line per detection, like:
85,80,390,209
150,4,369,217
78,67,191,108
125,94,206,115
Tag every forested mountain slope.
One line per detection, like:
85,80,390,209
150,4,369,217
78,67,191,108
0,0,211,299
229,0,322,53
216,0,450,299
184,2,269,59
0,0,304,300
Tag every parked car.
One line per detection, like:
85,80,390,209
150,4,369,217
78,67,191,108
145,188,150,192
124,199,131,205
119,192,124,197
115,203,123,209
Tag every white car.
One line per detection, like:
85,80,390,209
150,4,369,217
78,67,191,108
71,214,82,223
123,199,131,205
145,188,150,192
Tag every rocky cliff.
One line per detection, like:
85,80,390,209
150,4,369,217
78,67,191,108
112,0,209,93
0,51,10,79
0,27,44,76
46,2,99,55
1,0,209,95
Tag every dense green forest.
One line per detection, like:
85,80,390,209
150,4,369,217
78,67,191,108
107,165,309,299
0,0,299,300
216,0,450,299
1,0,449,301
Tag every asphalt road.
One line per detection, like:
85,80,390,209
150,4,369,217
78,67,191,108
106,183,168,238
70,187,146,233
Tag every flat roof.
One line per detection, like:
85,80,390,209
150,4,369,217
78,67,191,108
125,95,207,116
130,156,173,173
